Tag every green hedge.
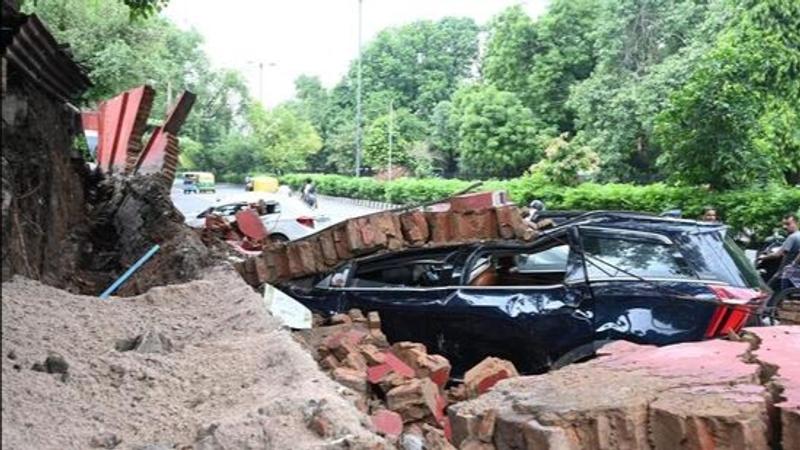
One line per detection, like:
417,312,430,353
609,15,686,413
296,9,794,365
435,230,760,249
281,173,800,242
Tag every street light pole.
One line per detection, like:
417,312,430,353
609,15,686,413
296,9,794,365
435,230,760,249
355,0,363,177
258,62,264,104
388,99,393,180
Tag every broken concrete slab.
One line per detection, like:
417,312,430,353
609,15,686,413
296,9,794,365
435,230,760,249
449,328,800,450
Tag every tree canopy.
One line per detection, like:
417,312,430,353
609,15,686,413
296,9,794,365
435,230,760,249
37,0,800,188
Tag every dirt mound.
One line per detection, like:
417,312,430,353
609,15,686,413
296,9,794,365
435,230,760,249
1,267,385,449
76,174,214,296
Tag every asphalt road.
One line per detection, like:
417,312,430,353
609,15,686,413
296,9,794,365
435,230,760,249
170,182,377,226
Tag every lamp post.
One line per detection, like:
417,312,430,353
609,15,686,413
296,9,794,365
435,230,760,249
355,0,363,177
245,60,276,104
388,99,394,180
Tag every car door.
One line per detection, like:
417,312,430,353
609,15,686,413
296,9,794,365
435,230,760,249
440,233,594,376
335,247,473,357
576,226,715,346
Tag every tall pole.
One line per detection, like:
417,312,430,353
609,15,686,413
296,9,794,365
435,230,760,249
258,62,264,104
388,99,393,180
355,0,363,177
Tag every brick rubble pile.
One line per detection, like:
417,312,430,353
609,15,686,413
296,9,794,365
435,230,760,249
296,309,521,449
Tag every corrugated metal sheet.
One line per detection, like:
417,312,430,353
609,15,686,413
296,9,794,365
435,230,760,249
1,3,91,102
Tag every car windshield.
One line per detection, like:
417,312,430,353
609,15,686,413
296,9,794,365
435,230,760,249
680,231,762,289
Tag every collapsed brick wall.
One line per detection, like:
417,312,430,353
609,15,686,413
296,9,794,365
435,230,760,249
237,205,539,286
1,64,90,286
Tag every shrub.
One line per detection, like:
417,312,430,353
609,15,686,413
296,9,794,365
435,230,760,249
280,173,800,242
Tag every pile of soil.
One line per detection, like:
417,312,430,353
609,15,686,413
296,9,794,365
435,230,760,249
1,266,385,449
75,174,214,296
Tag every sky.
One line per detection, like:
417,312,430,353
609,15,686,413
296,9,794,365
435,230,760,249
165,0,549,107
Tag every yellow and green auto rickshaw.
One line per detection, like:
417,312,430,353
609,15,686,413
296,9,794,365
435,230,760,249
182,171,216,194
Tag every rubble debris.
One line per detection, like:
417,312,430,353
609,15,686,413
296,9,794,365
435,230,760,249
114,327,173,354
237,202,537,287
778,298,800,324
1,268,386,449
463,357,519,398
89,432,121,449
448,326,800,450
300,309,529,448
371,409,403,438
80,174,212,296
31,353,69,375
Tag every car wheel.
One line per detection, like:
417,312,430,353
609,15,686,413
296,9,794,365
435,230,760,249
269,233,290,243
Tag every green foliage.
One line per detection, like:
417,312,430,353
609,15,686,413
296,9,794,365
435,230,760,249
248,104,322,175
29,0,249,157
451,84,544,178
282,173,800,242
363,108,427,174
655,0,800,188
345,17,480,117
529,133,599,186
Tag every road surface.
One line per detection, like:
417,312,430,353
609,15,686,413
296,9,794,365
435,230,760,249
170,182,378,227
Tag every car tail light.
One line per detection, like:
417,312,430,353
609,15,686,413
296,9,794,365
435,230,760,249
296,216,315,228
704,286,766,338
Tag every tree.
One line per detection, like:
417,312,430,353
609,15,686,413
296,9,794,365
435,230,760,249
363,108,427,174
655,0,800,188
567,0,720,182
248,104,322,174
483,2,598,133
430,101,459,177
28,0,250,168
451,85,544,179
340,17,480,117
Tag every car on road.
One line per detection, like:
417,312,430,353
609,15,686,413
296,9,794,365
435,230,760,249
186,194,329,242
281,211,769,377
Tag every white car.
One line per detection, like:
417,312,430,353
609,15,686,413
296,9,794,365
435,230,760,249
185,193,330,242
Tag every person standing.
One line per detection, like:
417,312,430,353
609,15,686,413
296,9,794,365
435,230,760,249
702,206,718,222
759,213,800,291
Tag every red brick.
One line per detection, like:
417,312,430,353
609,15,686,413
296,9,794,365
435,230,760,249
317,229,339,266
384,352,416,378
367,311,382,330
464,357,519,398
400,210,430,245
348,308,366,322
386,378,441,422
371,409,404,438
367,363,393,384
452,210,498,241
332,224,353,260
495,206,521,240
320,354,340,371
427,212,455,243
450,192,501,213
360,344,386,366
343,351,368,372
371,212,404,250
332,367,368,393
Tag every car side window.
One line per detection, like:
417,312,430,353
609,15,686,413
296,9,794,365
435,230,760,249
465,243,571,287
579,233,696,281
347,248,467,288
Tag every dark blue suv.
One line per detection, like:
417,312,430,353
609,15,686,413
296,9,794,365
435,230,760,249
283,212,768,376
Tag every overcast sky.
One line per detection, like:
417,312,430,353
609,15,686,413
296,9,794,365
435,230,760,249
165,0,549,107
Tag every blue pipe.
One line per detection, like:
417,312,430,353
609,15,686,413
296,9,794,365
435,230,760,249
99,244,161,299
